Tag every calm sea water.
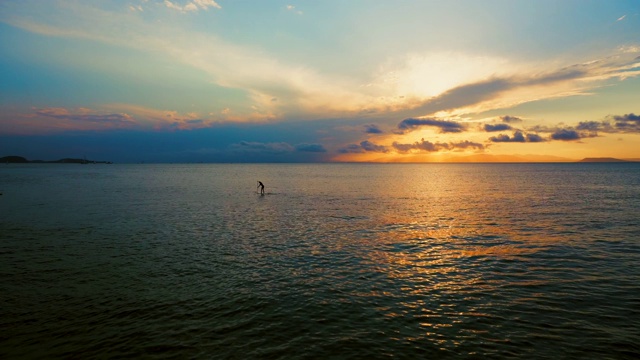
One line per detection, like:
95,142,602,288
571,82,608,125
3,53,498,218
1,163,639,359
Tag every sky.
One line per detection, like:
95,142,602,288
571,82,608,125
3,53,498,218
1,0,639,163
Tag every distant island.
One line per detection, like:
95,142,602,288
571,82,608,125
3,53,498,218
1,155,112,164
578,157,635,163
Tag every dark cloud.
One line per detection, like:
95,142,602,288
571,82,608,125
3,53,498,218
393,139,484,153
526,133,545,142
613,113,640,122
500,115,523,123
338,144,365,154
489,134,511,142
614,121,640,132
576,121,606,131
531,113,640,137
551,129,581,141
364,124,383,134
612,113,640,132
393,140,438,153
360,140,389,152
338,140,389,153
397,118,465,133
571,114,640,134
490,131,525,142
490,131,545,143
484,123,512,132
294,143,327,152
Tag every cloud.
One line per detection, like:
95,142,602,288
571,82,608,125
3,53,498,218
500,115,523,123
338,144,365,154
576,121,605,131
397,118,465,133
2,2,640,127
526,133,545,142
102,104,218,130
613,113,640,122
361,140,389,152
409,52,640,117
569,113,640,135
35,107,133,124
165,0,221,13
612,113,640,132
490,131,525,143
484,123,512,132
364,124,383,134
489,130,545,143
338,140,389,153
286,5,303,15
550,129,582,141
393,139,484,153
617,15,626,21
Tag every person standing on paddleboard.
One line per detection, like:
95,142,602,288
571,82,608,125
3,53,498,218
257,181,265,195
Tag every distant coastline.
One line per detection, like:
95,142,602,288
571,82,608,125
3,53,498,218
2,155,638,164
1,155,112,164
577,157,636,163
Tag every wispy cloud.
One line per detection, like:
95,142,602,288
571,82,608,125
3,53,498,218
2,1,639,127
21,105,224,133
484,123,513,132
35,107,133,124
617,14,626,21
408,53,640,117
286,5,303,15
165,0,221,13
397,118,466,133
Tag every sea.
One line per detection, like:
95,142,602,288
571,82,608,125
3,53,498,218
1,163,639,359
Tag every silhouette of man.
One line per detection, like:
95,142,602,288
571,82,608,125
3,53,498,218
257,181,265,195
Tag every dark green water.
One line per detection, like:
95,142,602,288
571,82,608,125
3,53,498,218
1,163,639,359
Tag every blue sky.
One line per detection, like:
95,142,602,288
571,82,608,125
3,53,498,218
1,0,639,162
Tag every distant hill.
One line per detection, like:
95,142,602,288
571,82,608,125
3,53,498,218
0,155,29,163
578,157,633,163
1,155,112,164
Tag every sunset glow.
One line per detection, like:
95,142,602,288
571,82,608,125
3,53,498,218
1,0,639,162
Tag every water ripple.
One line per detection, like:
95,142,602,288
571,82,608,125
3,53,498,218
1,163,639,358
